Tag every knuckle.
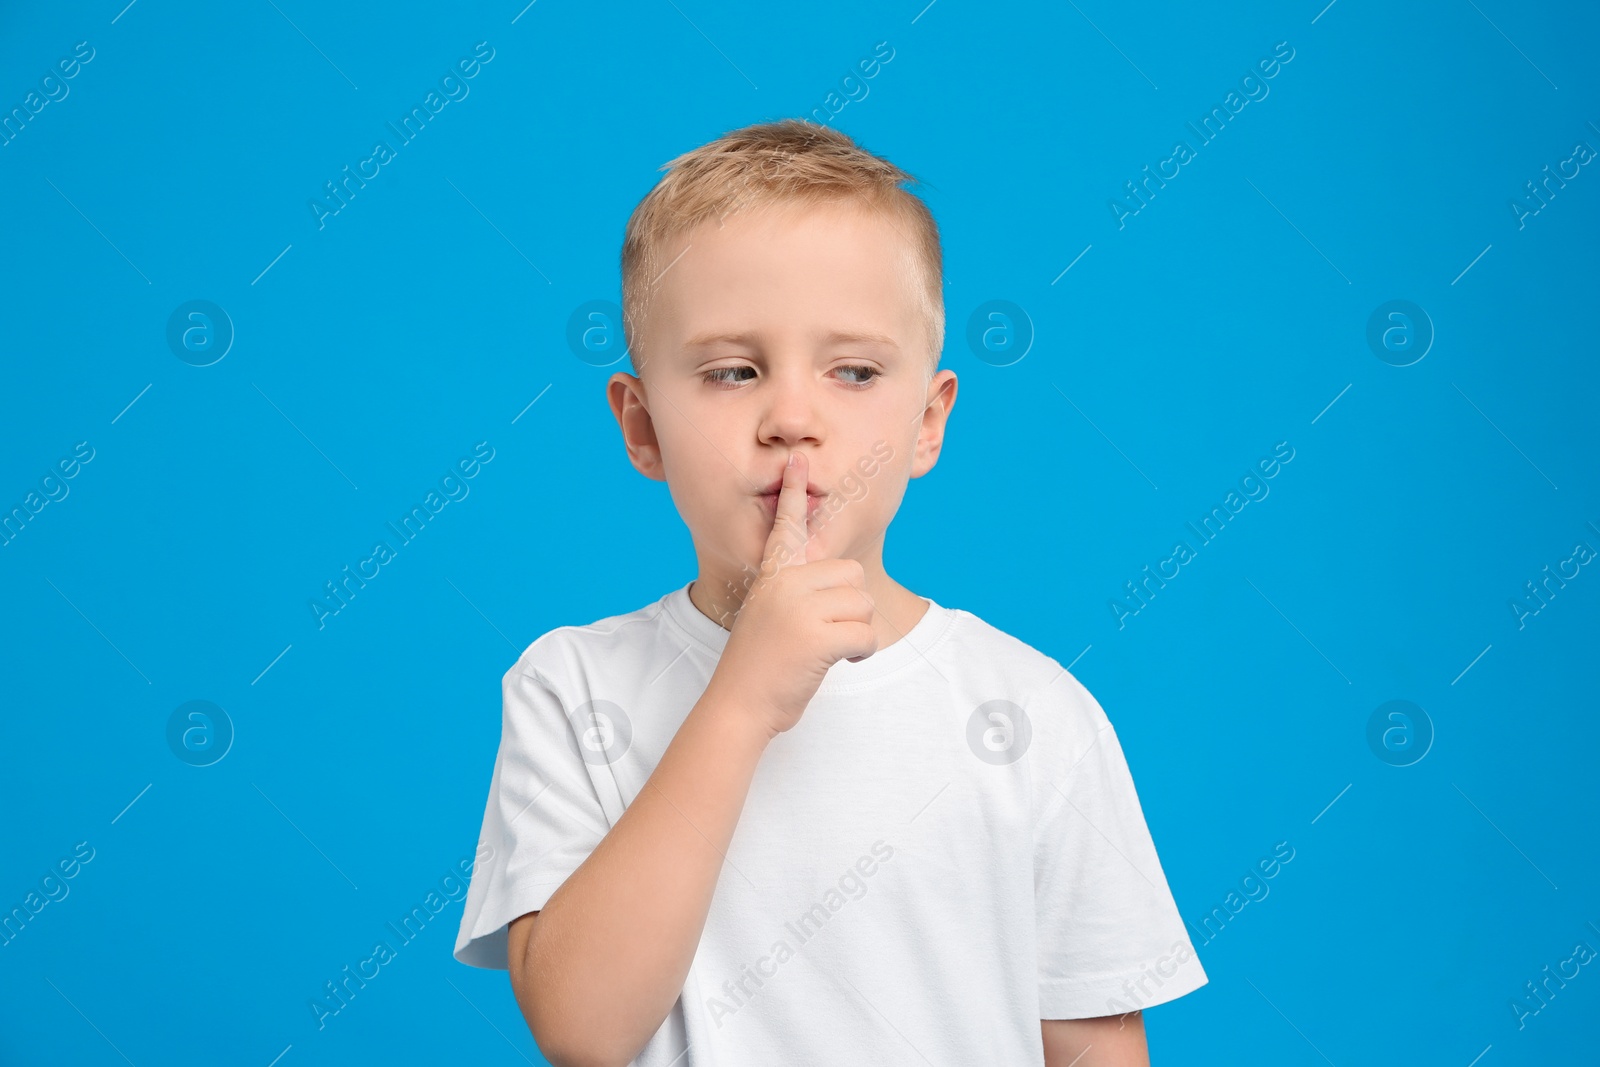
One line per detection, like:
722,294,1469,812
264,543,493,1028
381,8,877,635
855,623,879,653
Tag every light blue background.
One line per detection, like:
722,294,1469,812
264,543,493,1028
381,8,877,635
2,1,1596,1064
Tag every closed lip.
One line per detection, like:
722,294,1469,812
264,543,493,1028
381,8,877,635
757,477,825,497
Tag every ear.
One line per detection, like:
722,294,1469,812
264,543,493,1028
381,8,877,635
608,372,667,482
910,369,958,478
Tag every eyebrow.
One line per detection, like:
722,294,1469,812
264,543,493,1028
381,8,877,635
683,330,901,350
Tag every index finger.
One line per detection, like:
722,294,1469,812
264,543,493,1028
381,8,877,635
760,449,812,572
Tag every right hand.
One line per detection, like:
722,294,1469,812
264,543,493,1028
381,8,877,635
711,450,878,739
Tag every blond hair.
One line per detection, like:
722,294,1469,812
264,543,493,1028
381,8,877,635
620,118,943,379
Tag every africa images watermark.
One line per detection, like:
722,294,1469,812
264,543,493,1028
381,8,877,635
1508,528,1594,631
1510,924,1598,1031
1110,441,1296,629
805,40,895,127
1,440,96,549
1,841,97,948
1508,133,1594,231
309,441,495,630
706,839,896,1029
308,843,493,1030
1189,839,1296,948
2,40,96,149
1109,41,1296,230
309,41,496,230
1103,938,1204,1017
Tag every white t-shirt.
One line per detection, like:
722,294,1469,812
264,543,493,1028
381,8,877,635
455,581,1207,1065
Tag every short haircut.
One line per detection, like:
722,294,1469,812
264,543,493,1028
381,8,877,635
620,118,943,380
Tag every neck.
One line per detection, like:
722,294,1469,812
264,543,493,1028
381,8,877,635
687,542,929,648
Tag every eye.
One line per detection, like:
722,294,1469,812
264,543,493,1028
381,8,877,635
702,366,755,387
835,365,880,388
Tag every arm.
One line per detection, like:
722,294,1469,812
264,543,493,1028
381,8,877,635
507,679,773,1067
506,452,872,1067
1043,1013,1149,1067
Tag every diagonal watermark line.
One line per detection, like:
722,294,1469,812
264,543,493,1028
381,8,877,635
45,177,151,284
252,644,293,685
446,577,519,651
252,382,360,490
649,242,693,289
649,641,698,688
112,383,152,424
112,783,152,824
1051,384,1159,489
1310,0,1338,23
1064,1044,1094,1067
1051,244,1092,284
1311,783,1350,824
1065,644,1091,671
44,978,137,1065
511,0,539,24
265,1044,293,1067
444,976,538,1063
660,1042,693,1067
1464,0,1558,89
445,177,552,283
1451,383,1557,489
838,974,939,1066
1243,977,1336,1065
1071,731,1118,791
909,780,950,823
1244,177,1351,284
1311,383,1351,424
663,0,759,89
44,577,152,684
512,383,553,424
1244,576,1352,684
1064,0,1157,89
111,0,139,24
505,776,611,845
910,0,938,24
1054,783,1163,893
254,782,361,889
656,1043,694,1067
252,244,292,285
1451,644,1491,685
1452,782,1558,890
1451,243,1492,285
264,0,359,89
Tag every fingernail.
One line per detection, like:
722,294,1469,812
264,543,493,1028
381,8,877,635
786,452,797,470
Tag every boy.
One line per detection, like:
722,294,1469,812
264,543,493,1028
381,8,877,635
454,119,1206,1066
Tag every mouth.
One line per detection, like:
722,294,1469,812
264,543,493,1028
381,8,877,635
756,482,827,518
757,476,825,496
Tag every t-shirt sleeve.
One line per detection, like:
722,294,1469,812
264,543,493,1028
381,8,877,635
454,659,614,970
1030,672,1208,1018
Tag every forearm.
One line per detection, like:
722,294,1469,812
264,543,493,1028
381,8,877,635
1042,1013,1149,1067
516,678,771,1067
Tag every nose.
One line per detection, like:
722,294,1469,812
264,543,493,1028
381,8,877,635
756,365,824,449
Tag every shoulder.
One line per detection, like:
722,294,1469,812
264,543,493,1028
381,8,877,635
500,592,675,694
938,606,1111,733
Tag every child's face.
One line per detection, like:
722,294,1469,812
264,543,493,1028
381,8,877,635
609,199,957,580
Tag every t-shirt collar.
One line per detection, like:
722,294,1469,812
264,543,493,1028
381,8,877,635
661,579,952,692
